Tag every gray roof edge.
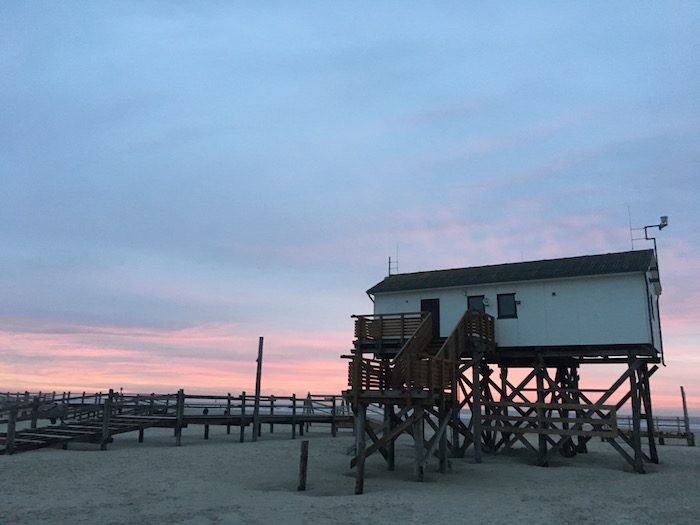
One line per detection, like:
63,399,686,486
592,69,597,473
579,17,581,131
366,249,656,295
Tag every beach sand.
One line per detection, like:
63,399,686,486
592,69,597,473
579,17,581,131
2,424,699,525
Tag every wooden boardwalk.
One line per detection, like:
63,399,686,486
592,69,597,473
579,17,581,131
0,390,352,455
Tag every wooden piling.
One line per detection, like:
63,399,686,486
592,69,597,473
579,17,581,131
413,407,425,481
331,396,337,438
30,397,40,429
101,389,113,450
681,386,695,446
473,359,483,464
298,440,309,491
175,389,185,447
239,392,246,443
253,336,263,443
292,393,297,439
226,393,232,435
354,403,367,495
6,405,17,455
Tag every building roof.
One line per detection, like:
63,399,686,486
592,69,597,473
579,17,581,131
367,249,657,295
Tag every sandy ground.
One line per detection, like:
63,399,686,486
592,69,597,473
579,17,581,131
1,424,699,525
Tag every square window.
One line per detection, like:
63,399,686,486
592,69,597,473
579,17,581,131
497,293,517,319
467,295,485,312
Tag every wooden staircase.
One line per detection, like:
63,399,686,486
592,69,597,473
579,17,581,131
345,309,498,493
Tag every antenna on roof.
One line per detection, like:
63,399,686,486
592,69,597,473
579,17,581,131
628,205,634,250
388,245,399,276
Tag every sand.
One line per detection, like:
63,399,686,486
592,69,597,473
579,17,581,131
1,424,699,525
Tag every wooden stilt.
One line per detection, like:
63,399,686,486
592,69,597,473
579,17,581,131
354,403,366,495
536,364,548,466
385,403,395,471
472,358,482,464
413,406,425,481
627,354,644,473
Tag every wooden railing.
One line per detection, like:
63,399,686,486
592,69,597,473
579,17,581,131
436,309,496,360
399,355,459,392
353,312,428,354
619,415,695,446
347,309,495,395
1,390,352,454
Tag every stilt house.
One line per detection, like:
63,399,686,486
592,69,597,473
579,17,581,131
367,249,662,360
345,249,663,492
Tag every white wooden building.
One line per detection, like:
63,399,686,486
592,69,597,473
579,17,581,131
366,249,662,356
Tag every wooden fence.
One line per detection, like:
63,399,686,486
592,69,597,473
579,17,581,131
0,390,353,455
619,414,695,446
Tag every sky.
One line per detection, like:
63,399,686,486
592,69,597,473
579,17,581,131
1,2,699,413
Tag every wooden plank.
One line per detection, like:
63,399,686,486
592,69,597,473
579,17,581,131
493,425,617,437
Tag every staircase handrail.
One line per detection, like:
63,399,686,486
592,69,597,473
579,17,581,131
436,309,496,360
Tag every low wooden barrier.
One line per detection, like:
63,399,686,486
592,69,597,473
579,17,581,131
619,415,695,446
0,390,352,455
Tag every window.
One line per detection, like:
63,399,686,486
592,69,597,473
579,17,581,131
467,295,485,312
497,293,517,319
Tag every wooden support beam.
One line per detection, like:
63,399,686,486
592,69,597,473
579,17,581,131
413,406,425,481
472,357,482,464
384,403,394,470
354,403,366,495
350,408,421,469
627,354,644,473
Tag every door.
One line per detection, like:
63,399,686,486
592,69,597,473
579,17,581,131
421,298,440,338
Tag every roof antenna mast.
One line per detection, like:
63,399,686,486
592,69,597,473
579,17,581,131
388,244,399,276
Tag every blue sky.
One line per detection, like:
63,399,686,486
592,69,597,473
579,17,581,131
1,2,699,408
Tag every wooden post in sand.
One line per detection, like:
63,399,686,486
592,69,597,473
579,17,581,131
226,393,232,435
681,386,694,446
298,440,309,491
240,392,246,443
253,336,263,442
6,405,17,455
292,394,297,439
101,389,113,450
30,396,40,429
175,389,185,447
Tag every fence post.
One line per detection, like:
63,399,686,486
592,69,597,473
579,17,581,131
175,389,185,446
101,389,113,450
253,336,263,443
292,394,297,439
240,392,246,443
681,386,695,446
227,393,232,435
331,396,337,437
6,405,18,455
30,397,40,429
